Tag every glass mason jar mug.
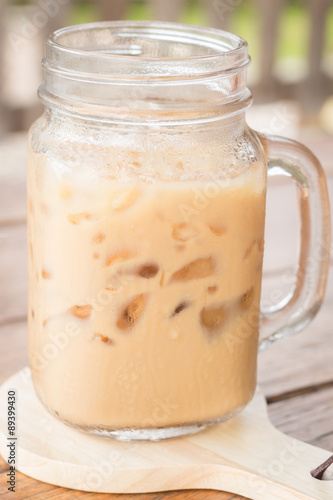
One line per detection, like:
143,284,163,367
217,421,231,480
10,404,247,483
28,22,330,441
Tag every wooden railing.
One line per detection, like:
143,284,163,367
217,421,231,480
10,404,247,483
0,0,332,133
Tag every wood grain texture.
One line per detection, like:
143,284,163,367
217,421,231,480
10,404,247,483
0,469,243,500
299,130,333,175
0,180,26,225
268,386,333,452
0,321,27,384
0,134,27,181
0,133,27,225
0,224,27,324
258,267,333,397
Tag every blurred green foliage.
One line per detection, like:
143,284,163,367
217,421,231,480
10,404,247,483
67,0,333,61
67,0,99,24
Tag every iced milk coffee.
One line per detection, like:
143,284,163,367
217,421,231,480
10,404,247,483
28,135,266,435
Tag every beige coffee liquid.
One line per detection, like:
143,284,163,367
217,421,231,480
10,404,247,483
28,141,266,431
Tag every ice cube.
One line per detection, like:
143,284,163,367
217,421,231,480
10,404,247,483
69,304,92,319
170,257,215,282
116,294,147,330
200,304,226,332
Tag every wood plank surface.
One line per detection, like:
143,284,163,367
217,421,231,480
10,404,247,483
258,267,333,396
0,134,27,225
268,386,333,452
0,131,332,499
0,224,27,324
0,321,27,385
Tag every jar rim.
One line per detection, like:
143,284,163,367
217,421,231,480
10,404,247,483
46,21,249,80
41,21,251,125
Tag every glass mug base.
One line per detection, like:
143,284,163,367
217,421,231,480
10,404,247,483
32,366,256,441
56,404,248,442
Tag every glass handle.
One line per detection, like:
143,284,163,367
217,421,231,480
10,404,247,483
257,133,331,351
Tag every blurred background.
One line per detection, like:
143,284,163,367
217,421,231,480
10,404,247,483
0,0,333,136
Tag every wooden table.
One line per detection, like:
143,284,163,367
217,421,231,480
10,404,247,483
0,131,332,500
